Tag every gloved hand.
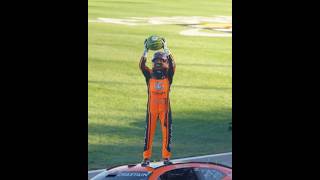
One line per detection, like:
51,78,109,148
161,39,171,56
143,39,148,58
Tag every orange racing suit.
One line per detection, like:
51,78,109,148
139,54,175,160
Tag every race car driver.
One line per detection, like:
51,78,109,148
139,39,176,166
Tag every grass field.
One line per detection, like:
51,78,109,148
88,0,232,170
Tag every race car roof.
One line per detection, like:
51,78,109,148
107,161,231,172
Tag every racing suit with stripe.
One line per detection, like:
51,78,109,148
139,54,175,160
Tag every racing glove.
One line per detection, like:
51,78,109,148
142,39,148,58
161,39,171,56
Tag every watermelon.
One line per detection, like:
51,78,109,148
146,35,164,50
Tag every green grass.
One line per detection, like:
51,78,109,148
89,0,232,19
89,0,232,170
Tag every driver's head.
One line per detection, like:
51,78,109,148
151,51,168,79
152,51,168,70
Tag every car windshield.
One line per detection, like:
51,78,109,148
193,168,226,180
158,167,227,180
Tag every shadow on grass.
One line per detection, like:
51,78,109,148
88,109,232,169
89,122,144,138
89,144,143,170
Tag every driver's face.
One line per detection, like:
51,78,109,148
153,59,168,69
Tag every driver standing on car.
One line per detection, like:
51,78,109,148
139,39,176,166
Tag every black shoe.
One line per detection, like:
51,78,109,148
141,158,150,166
163,158,172,165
